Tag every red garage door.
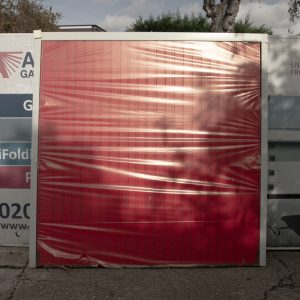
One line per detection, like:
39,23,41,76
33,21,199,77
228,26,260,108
35,40,262,266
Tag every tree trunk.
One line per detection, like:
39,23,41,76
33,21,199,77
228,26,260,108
203,0,240,32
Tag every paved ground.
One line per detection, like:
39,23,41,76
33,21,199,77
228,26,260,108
0,248,299,300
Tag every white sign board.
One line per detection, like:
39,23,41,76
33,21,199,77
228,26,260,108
0,34,33,246
268,145,300,248
269,36,300,96
268,36,300,249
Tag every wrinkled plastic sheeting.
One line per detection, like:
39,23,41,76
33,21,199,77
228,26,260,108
36,41,261,267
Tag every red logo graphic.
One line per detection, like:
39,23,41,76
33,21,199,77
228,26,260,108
0,52,23,78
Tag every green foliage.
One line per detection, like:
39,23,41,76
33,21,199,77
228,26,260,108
127,11,272,34
127,11,211,32
0,0,61,33
234,14,272,34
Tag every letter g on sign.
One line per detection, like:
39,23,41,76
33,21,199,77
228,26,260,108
23,100,32,111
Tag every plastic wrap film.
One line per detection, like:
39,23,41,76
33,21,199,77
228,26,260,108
36,40,261,267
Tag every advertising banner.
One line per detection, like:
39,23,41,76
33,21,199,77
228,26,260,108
267,130,300,248
269,36,300,96
30,33,267,267
0,34,33,246
268,36,300,248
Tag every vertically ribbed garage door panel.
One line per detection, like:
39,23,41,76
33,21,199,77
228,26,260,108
36,40,262,266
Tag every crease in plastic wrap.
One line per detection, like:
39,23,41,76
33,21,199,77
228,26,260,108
36,40,261,267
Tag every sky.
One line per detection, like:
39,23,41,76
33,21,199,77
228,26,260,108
46,0,300,36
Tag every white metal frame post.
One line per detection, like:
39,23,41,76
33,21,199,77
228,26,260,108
29,32,268,267
260,39,269,266
29,30,42,268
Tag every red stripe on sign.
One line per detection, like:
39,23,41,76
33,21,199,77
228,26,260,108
0,166,31,189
